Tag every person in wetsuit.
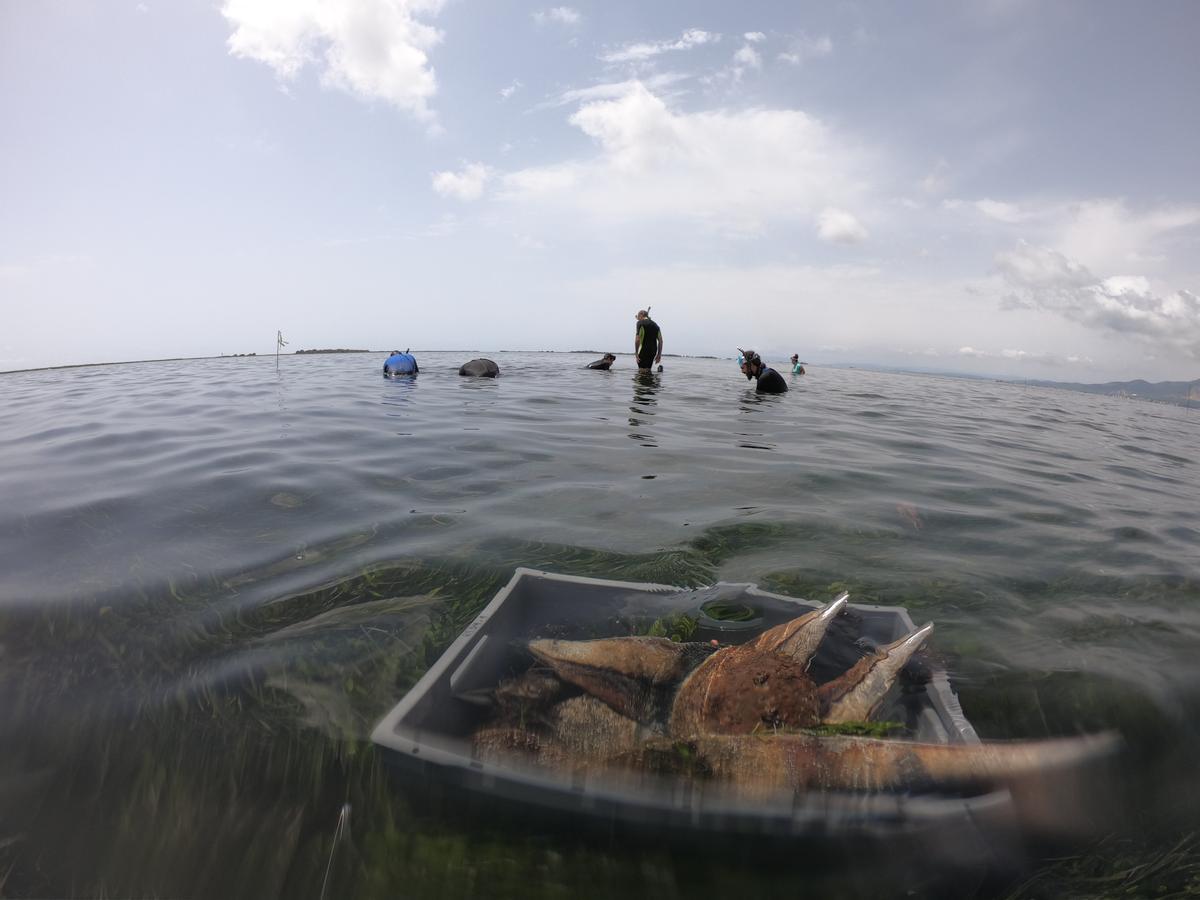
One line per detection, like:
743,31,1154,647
587,353,617,370
634,310,663,373
739,349,788,393
459,358,500,377
383,350,419,376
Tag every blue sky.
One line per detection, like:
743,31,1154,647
2,0,1198,380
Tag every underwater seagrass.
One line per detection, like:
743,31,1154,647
472,593,1119,798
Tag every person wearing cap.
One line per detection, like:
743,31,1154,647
634,310,663,373
790,353,806,375
738,349,788,393
587,353,617,370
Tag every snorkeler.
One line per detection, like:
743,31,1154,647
383,350,419,376
738,349,788,393
459,358,500,377
587,353,617,370
634,310,663,373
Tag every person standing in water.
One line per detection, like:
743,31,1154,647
790,353,806,375
739,349,788,393
634,310,663,373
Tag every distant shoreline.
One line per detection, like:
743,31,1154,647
0,348,718,376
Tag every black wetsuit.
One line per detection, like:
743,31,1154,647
755,366,788,394
587,358,614,370
635,318,661,369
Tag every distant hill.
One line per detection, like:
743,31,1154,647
1026,377,1200,407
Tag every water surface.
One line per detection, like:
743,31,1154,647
2,352,1198,897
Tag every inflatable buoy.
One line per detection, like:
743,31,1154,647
459,358,500,377
383,351,418,376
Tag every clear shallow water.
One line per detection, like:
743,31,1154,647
2,352,1198,898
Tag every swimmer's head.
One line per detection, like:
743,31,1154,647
739,349,762,379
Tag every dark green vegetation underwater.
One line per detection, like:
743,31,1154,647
3,523,1199,899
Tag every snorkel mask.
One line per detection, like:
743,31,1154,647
736,348,759,380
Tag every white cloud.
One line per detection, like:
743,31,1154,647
499,83,873,236
947,196,1200,272
707,41,763,85
499,79,522,100
733,43,762,70
1057,199,1200,271
533,7,581,26
974,198,1027,224
943,196,1031,223
744,31,766,42
600,29,720,64
778,33,833,65
431,162,492,201
956,345,1084,367
817,207,869,244
538,73,689,110
996,240,1200,355
221,0,446,120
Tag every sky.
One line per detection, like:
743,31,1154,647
2,0,1199,381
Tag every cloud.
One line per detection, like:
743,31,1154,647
778,33,833,65
996,240,1200,354
817,208,869,243
1057,199,1200,271
499,83,873,236
533,7,580,26
600,29,720,64
536,73,690,110
946,196,1200,271
943,196,1031,223
956,345,1086,367
744,32,766,43
733,43,762,70
974,198,1027,224
431,162,492,201
499,79,522,100
221,0,446,120
708,41,763,85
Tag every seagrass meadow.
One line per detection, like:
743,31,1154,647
2,352,1198,899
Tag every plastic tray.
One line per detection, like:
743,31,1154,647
371,568,1018,847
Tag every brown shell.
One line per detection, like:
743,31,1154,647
668,645,821,737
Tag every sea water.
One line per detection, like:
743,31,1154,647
1,351,1198,897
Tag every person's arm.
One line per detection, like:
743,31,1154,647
655,331,663,363
635,325,642,355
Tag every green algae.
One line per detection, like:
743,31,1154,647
3,523,1200,899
